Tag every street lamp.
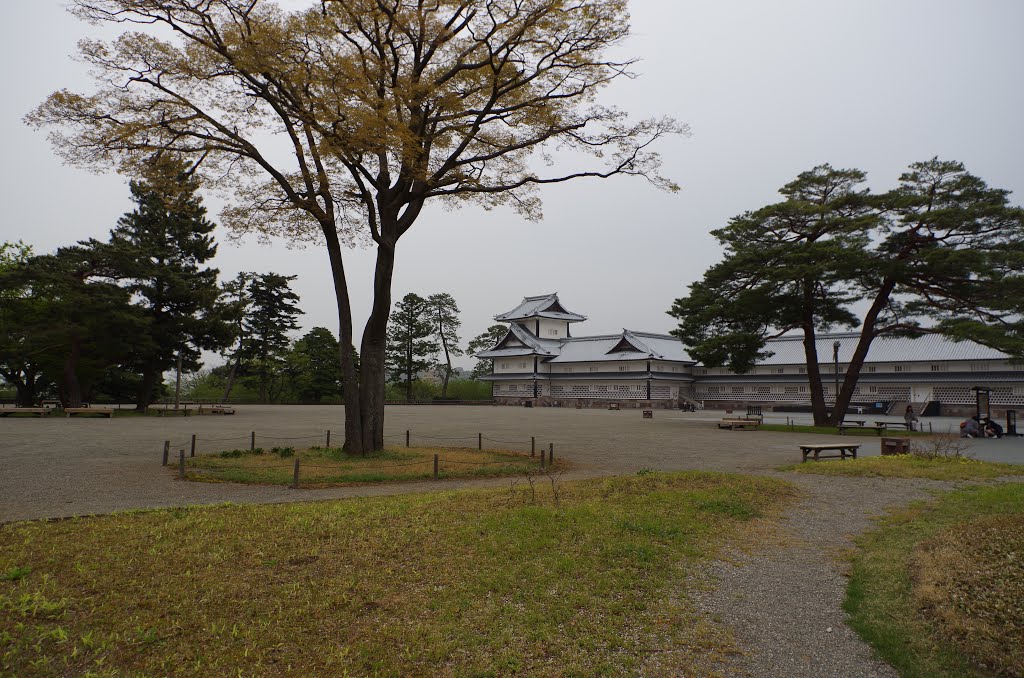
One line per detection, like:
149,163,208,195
833,340,841,418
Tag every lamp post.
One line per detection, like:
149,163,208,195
832,340,841,421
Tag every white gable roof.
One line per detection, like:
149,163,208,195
494,293,587,322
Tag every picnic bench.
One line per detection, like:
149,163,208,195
0,407,50,417
799,443,860,462
719,417,761,430
65,407,114,418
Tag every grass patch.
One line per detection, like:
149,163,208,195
0,471,794,675
780,454,1024,481
180,445,561,487
845,482,1024,677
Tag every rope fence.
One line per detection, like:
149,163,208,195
161,427,559,487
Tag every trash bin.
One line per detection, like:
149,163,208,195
881,437,910,456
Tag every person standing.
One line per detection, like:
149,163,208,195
904,405,918,431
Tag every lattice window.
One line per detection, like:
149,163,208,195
651,385,671,399
731,386,744,394
508,384,517,392
930,364,947,372
784,386,799,394
756,386,771,394
866,366,876,373
618,366,628,372
894,365,904,372
551,385,564,395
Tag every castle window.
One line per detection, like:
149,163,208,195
618,365,628,372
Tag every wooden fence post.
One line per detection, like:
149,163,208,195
190,434,196,458
162,440,169,466
549,443,554,464
178,449,185,479
433,453,439,479
531,436,535,457
292,458,300,489
406,430,410,447
478,432,482,450
250,431,256,451
326,429,331,447
540,448,546,469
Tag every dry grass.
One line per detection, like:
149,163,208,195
781,454,1024,481
180,445,562,487
913,514,1024,676
0,471,795,676
845,482,1024,677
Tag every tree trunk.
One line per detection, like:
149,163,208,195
438,310,452,399
358,237,397,453
222,352,240,401
2,367,36,407
62,339,84,408
136,367,161,412
321,224,362,455
832,279,898,424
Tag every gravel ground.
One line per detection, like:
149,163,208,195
1,404,1018,676
692,473,955,677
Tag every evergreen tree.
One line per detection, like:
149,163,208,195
2,246,142,407
671,159,1024,426
240,273,303,402
285,327,344,403
0,241,52,406
100,156,234,410
385,294,439,402
467,325,508,380
425,293,462,398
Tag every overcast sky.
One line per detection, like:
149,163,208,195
2,1,1023,369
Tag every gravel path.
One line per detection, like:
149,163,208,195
694,473,954,677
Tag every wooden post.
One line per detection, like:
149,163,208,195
433,453,439,479
478,432,482,450
540,448,546,469
190,434,196,458
326,429,331,447
549,443,554,464
292,458,300,489
250,431,256,451
178,449,185,479
406,430,410,447
162,440,169,466
531,436,535,457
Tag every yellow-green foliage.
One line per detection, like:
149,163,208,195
782,454,1024,481
0,472,793,676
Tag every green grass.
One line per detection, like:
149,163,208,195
760,423,933,437
0,471,794,676
845,483,1024,677
181,445,562,487
780,454,1024,481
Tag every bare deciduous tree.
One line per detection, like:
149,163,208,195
28,0,686,453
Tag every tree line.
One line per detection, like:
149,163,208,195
671,158,1024,426
0,158,319,409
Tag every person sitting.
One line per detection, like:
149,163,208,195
985,418,1004,438
960,417,980,438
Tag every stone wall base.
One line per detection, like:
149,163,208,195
493,397,679,410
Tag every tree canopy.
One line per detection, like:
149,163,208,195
29,0,684,452
671,159,1024,425
386,293,439,401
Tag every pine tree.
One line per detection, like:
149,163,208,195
101,157,234,410
425,293,462,398
385,294,439,402
467,325,508,380
240,273,303,402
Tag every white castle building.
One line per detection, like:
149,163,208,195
478,293,1024,415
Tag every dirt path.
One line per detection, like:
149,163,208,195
694,473,953,676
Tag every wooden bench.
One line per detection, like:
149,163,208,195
799,443,860,462
0,407,50,417
719,417,761,430
199,404,236,415
874,421,911,435
65,407,114,418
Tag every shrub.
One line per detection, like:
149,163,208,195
910,434,972,461
270,446,295,458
